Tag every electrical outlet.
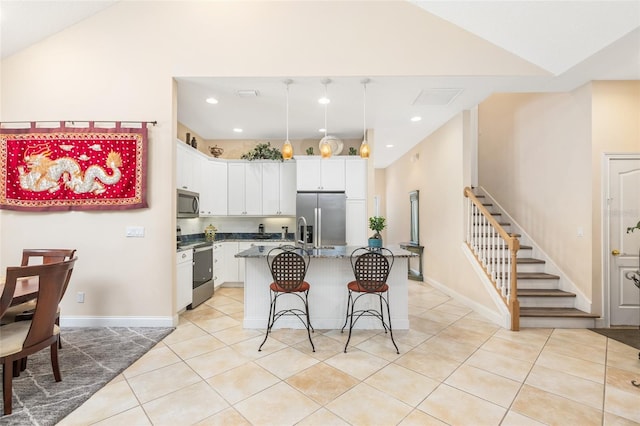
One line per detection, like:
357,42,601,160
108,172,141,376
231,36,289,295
126,226,145,237
77,292,85,303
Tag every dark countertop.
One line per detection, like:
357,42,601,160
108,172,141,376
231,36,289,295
235,245,417,259
177,232,295,251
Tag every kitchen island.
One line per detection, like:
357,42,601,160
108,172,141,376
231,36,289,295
236,245,415,330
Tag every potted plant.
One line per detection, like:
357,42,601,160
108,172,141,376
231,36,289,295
240,142,283,161
368,216,386,248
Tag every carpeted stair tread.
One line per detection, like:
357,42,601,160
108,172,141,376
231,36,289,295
517,272,559,280
517,258,545,264
518,289,576,297
520,307,598,317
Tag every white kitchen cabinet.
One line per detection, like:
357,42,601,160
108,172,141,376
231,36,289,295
262,161,296,216
223,242,240,283
176,249,193,311
200,160,228,216
228,162,263,215
176,141,201,192
346,199,368,246
212,242,225,287
345,157,367,199
295,157,345,191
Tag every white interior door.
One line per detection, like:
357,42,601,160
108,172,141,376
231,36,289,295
608,157,640,326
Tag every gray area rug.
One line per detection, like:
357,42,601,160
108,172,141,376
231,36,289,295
1,327,174,425
590,327,640,350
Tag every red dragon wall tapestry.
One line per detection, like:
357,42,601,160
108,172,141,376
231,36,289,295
0,122,148,211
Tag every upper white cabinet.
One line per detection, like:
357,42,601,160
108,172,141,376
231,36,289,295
295,157,345,191
176,141,201,192
228,162,263,215
345,157,367,199
200,160,228,216
262,161,296,215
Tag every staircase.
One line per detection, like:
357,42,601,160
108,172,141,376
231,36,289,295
475,193,598,328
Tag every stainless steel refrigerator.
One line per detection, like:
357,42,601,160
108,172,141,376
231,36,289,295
296,191,346,248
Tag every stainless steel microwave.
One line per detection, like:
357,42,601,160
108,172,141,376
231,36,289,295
177,189,199,218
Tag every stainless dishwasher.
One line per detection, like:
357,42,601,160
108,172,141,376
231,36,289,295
189,243,214,309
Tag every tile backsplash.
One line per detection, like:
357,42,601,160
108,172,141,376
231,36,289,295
177,217,296,236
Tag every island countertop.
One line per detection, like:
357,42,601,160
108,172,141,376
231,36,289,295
235,244,417,259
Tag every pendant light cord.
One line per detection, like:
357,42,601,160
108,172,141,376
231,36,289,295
363,81,367,141
286,82,290,141
324,82,328,138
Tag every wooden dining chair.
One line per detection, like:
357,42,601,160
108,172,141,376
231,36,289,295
1,249,76,345
0,257,77,415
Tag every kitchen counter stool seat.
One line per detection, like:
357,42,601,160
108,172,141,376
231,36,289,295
342,247,399,354
258,245,315,352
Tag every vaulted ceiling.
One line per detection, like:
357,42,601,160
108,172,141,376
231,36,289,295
1,1,639,167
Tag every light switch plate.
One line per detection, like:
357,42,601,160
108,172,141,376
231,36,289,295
126,226,145,237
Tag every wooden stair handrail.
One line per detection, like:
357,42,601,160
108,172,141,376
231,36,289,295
464,187,520,330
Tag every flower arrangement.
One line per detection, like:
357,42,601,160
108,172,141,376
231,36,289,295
627,220,640,234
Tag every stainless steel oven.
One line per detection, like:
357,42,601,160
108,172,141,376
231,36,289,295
189,243,214,309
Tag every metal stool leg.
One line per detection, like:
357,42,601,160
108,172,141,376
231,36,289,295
383,293,399,354
303,290,315,352
258,290,277,352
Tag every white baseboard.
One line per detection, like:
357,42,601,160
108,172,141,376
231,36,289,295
425,255,508,329
60,316,176,327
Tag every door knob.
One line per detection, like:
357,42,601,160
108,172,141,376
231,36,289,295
612,249,620,256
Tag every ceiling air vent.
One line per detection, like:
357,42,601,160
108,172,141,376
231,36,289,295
413,88,462,106
236,89,259,97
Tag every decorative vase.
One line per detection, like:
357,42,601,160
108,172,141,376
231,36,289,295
191,137,197,149
368,237,382,248
204,224,216,241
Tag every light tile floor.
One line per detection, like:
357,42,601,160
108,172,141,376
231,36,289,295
60,281,640,425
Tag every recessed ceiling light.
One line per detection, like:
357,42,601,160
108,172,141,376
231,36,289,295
233,128,243,133
386,144,395,148
206,97,219,104
410,116,422,122
319,128,326,133
318,97,330,105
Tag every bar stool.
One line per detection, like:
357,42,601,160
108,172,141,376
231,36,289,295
258,245,315,352
341,247,398,354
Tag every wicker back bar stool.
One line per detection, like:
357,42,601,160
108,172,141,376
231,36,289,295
258,245,315,352
341,247,398,354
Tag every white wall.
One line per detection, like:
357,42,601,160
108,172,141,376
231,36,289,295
478,88,593,301
385,112,499,315
0,1,548,325
477,82,640,315
590,81,640,315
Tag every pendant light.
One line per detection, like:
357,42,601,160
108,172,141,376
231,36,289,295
360,78,370,159
282,79,293,160
319,79,332,159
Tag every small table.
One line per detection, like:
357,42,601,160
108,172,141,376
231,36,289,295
399,242,424,281
0,276,39,306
